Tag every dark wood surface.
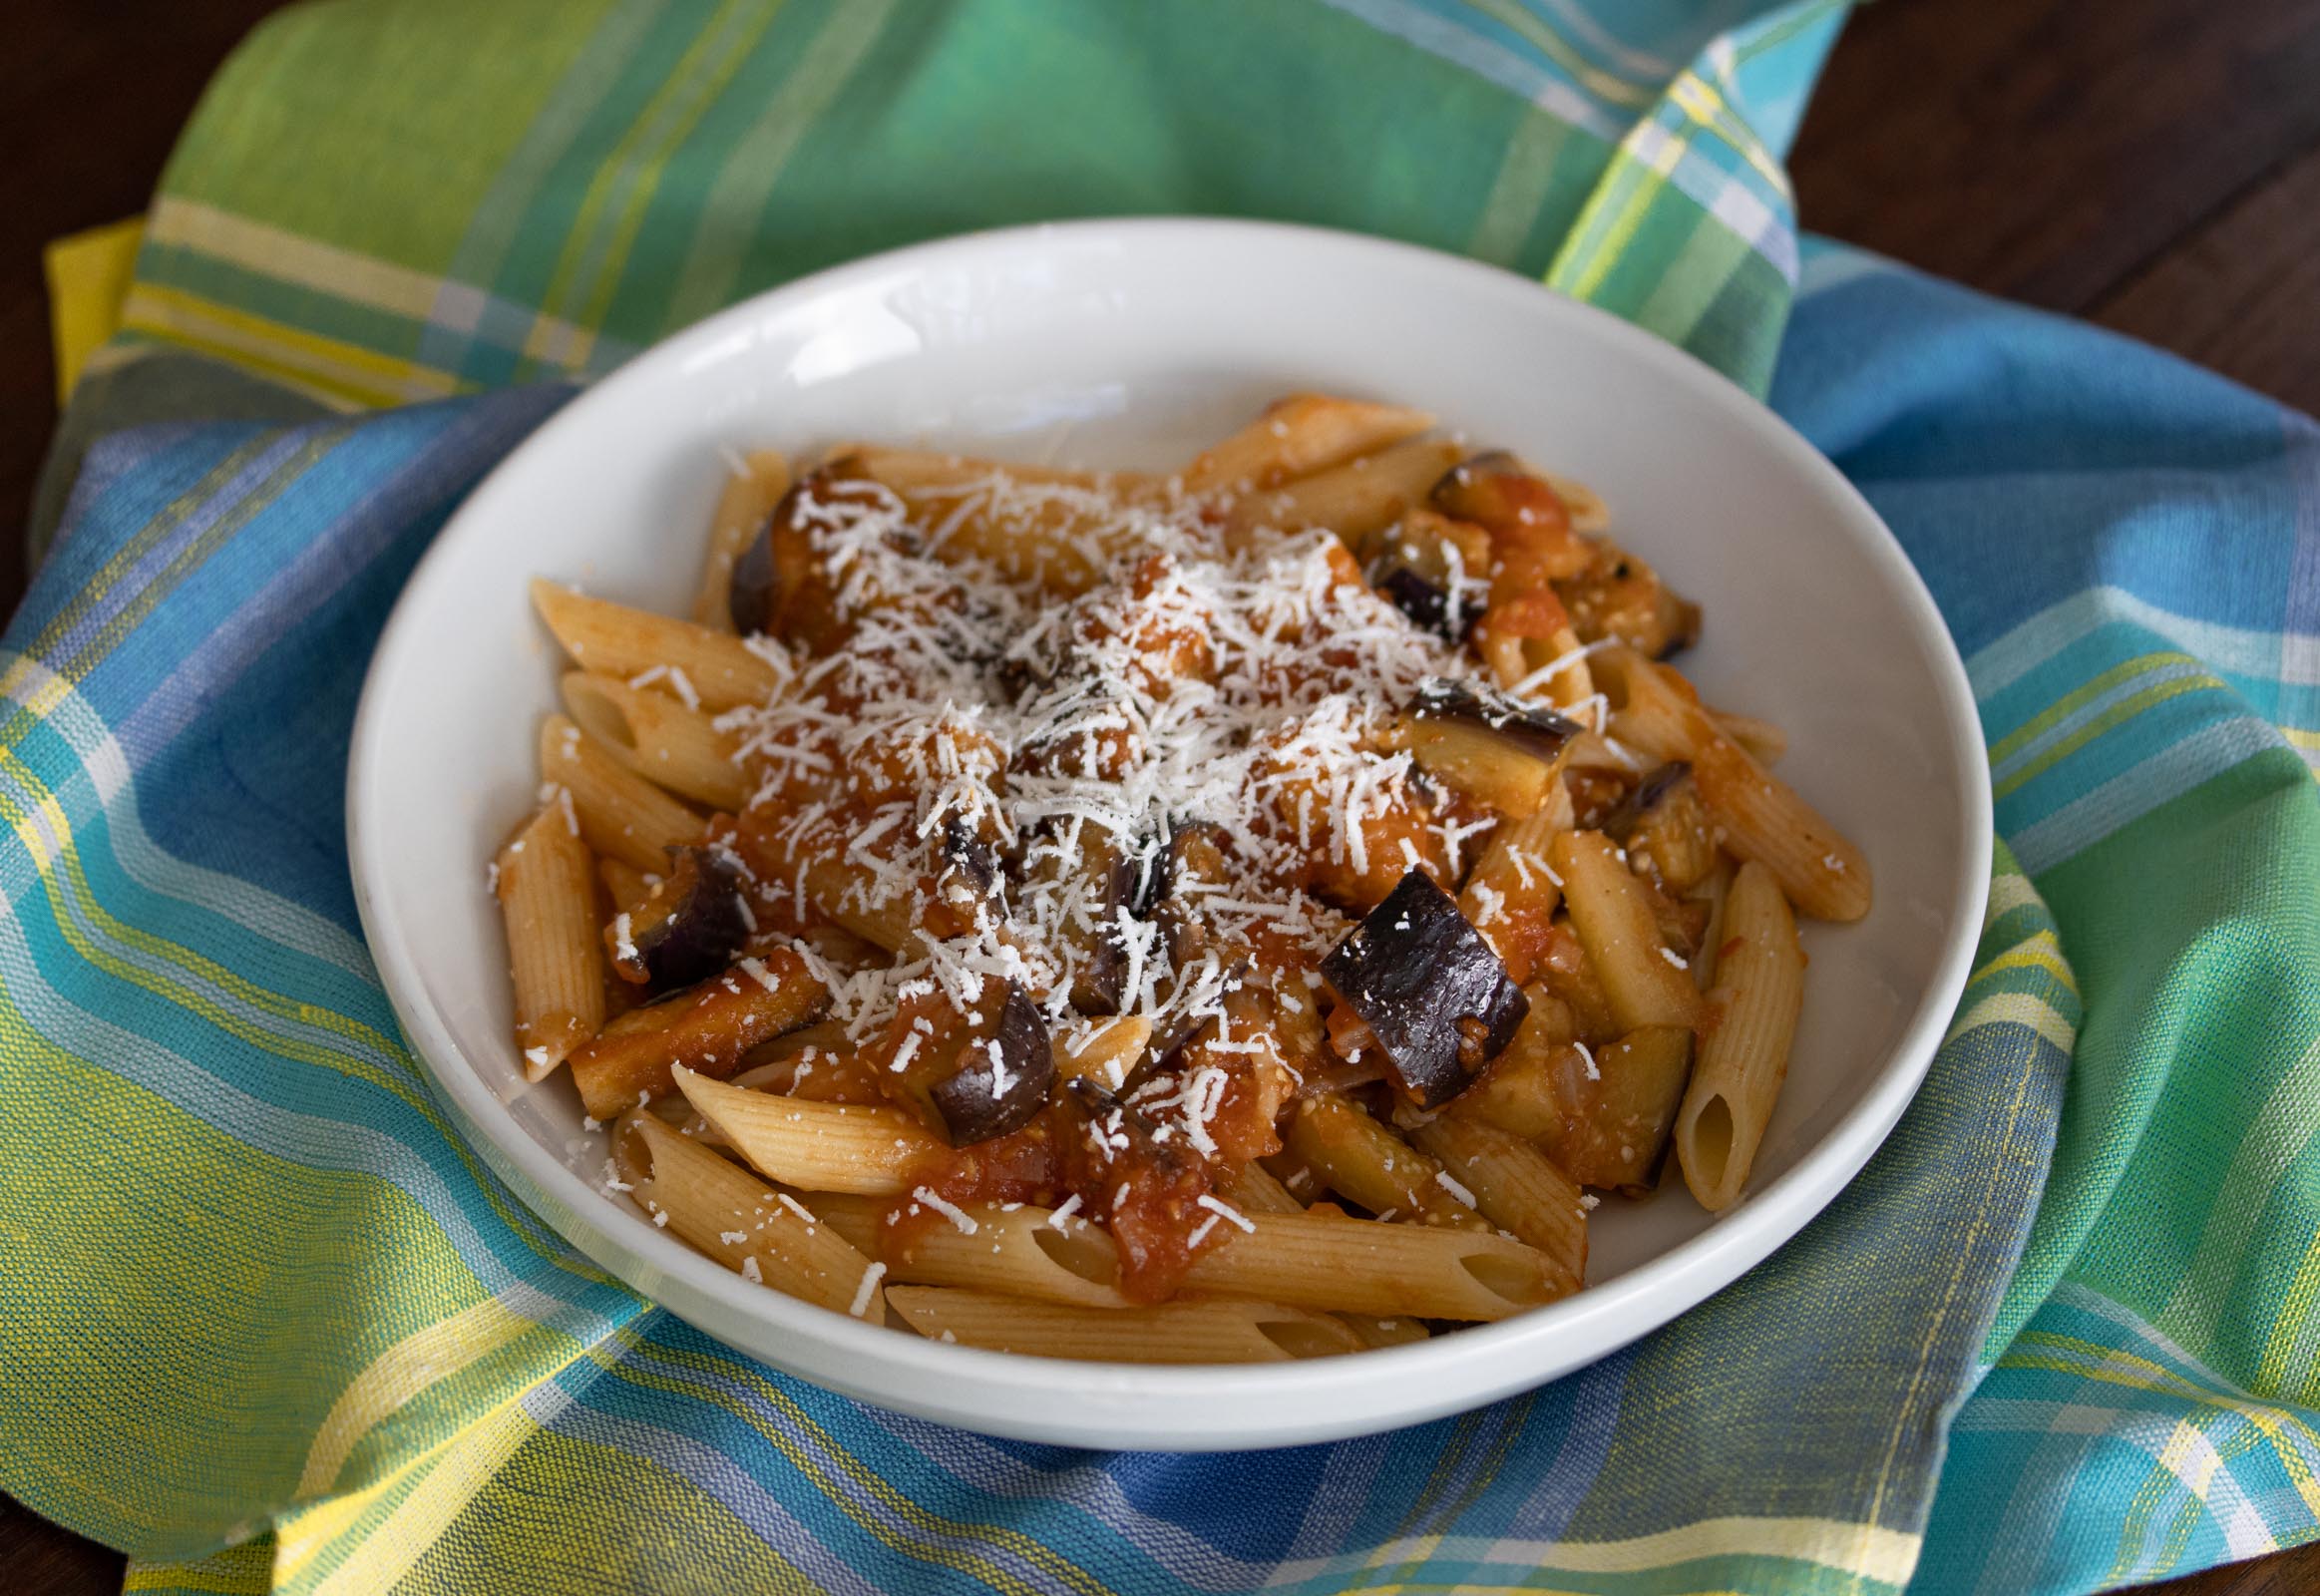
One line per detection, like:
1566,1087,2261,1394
3,0,2316,1591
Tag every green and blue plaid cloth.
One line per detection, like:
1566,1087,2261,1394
2,3,2314,1592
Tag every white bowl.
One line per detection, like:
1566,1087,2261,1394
347,218,1990,1450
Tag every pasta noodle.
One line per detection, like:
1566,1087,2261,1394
561,671,748,811
494,804,602,1081
613,1111,885,1321
1676,862,1804,1210
692,448,791,629
537,712,706,872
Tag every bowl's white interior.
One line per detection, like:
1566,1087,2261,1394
351,220,1987,1448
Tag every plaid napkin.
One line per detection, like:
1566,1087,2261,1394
2,3,2314,1593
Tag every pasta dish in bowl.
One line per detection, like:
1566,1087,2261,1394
347,218,1986,1447
494,395,1867,1360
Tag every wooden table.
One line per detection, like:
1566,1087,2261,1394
3,1,2314,1591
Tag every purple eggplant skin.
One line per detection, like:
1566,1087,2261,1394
1320,869,1529,1108
929,981,1055,1145
727,512,781,636
628,847,752,996
1602,761,1694,842
1372,565,1478,642
1408,677,1582,763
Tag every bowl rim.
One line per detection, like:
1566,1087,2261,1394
346,214,1994,1440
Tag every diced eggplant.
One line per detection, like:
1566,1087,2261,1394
1011,821,1136,1012
928,981,1055,1146
1556,542,1701,660
1602,762,1692,838
1153,822,1229,968
728,466,884,650
608,846,750,996
1366,510,1490,641
938,817,1003,902
1320,870,1528,1107
726,509,781,637
1429,451,1594,583
1399,678,1582,819
1602,762,1716,893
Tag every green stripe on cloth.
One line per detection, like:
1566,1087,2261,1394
118,0,1826,403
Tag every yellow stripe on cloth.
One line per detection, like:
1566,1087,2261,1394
120,284,456,409
298,1295,546,1496
44,216,145,404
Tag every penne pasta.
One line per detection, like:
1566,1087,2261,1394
692,448,792,629
612,1111,884,1322
1709,706,1786,767
1180,394,1434,494
1595,647,1869,921
1052,1013,1152,1088
676,1069,941,1194
886,1287,1364,1363
494,805,603,1081
561,670,748,811
532,579,785,712
1286,1093,1489,1230
1225,436,1465,542
566,950,825,1118
1676,861,1804,1211
876,1201,1132,1308
1183,1210,1565,1321
1549,829,1702,1031
1411,1116,1587,1290
538,712,707,873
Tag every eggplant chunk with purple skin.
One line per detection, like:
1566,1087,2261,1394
1320,869,1529,1108
1603,761,1718,893
1365,509,1491,641
605,846,752,997
1395,677,1581,820
928,980,1056,1145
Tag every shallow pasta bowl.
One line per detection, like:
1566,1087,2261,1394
346,218,1990,1450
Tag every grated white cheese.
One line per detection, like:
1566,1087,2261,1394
914,1185,979,1236
849,1261,887,1317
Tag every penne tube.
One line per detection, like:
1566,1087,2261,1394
1286,1094,1489,1230
693,448,791,630
494,805,603,1081
794,854,920,952
1687,859,1736,992
881,1202,1132,1308
1595,648,1869,921
562,670,748,811
835,443,1155,498
1411,1116,1587,1291
1549,829,1701,1030
1677,862,1804,1211
1218,1160,1304,1215
566,950,825,1118
612,1111,884,1322
676,1069,941,1195
1708,707,1786,767
532,579,785,712
1052,1014,1152,1088
1181,394,1434,495
886,1287,1364,1363
539,713,707,872
1182,1210,1564,1321
1224,436,1464,542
